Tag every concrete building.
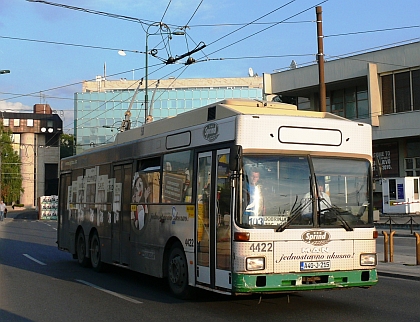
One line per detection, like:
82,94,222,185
75,76,263,154
1,104,63,207
263,41,420,209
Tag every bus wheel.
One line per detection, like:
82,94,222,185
167,243,192,299
76,230,90,267
90,232,104,272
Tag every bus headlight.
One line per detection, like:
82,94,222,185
246,257,265,271
360,253,377,266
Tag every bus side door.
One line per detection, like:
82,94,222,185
196,149,231,290
112,164,132,265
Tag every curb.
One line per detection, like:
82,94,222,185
378,271,420,281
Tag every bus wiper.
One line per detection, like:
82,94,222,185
320,200,353,231
276,196,311,232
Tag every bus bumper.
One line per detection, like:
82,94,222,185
232,269,378,293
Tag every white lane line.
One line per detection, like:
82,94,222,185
75,279,143,304
23,254,47,266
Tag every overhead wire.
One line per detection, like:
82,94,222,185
13,0,420,135
160,0,172,22
0,35,144,54
74,0,308,131
325,25,420,38
204,0,328,58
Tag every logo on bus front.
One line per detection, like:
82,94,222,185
203,123,219,142
302,230,331,246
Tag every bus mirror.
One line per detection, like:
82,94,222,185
229,145,242,171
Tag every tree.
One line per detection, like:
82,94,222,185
60,133,75,159
0,125,23,204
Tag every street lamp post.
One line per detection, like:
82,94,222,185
144,23,184,123
0,70,8,199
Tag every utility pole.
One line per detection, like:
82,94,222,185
316,6,326,112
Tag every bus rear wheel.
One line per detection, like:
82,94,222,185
167,243,192,299
90,232,104,272
76,230,90,267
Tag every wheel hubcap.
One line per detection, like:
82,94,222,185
169,256,183,285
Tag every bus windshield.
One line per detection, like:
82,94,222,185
238,155,372,229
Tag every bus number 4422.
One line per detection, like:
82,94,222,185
249,242,273,252
185,239,194,247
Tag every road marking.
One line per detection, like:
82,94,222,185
23,254,46,265
75,279,143,304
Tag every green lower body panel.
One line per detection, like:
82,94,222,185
232,269,378,293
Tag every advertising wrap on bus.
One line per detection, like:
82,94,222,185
58,99,377,299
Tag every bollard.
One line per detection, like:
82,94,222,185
382,231,389,263
389,231,396,263
414,232,420,266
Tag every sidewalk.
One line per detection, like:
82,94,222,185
5,208,39,220
376,231,420,281
375,215,420,281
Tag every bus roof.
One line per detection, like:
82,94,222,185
113,99,348,146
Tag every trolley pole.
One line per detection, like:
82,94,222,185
316,6,326,112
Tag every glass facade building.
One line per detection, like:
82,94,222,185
75,77,263,154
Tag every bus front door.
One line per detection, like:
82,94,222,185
196,149,231,290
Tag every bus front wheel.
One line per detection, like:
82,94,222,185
76,230,90,267
167,243,192,299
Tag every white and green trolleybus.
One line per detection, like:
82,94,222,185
58,98,378,298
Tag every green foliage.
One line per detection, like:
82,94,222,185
60,133,75,159
1,125,24,204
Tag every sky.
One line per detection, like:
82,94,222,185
0,0,419,133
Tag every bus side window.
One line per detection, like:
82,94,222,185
135,157,161,204
162,151,193,203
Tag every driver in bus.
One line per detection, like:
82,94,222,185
244,168,265,217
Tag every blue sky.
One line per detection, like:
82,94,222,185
0,0,419,132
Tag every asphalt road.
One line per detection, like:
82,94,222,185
1,215,419,321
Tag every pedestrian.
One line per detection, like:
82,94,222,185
0,200,6,221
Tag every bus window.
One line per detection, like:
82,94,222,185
135,157,161,204
162,151,193,203
240,156,310,227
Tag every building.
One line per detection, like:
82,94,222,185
263,41,420,209
75,76,263,154
1,104,63,207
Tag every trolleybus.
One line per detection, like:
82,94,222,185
57,98,378,298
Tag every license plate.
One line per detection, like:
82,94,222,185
300,260,331,271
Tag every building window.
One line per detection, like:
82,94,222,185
297,97,311,110
395,72,411,112
382,74,394,114
413,69,420,110
381,69,420,114
405,157,420,176
27,119,34,127
331,89,344,117
329,86,369,119
13,119,20,127
3,119,9,126
345,88,356,119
